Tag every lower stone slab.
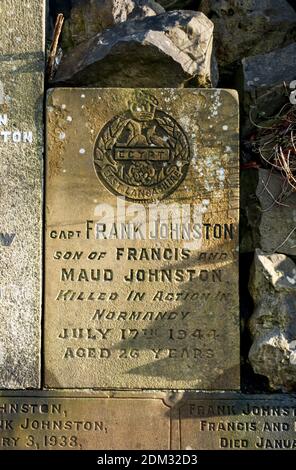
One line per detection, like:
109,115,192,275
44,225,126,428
0,392,170,450
171,393,296,450
0,392,296,450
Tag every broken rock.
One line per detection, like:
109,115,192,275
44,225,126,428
199,0,296,68
62,0,165,50
240,169,296,257
55,11,217,87
249,250,296,391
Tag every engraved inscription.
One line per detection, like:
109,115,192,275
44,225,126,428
0,232,15,247
0,113,33,143
45,88,240,389
0,396,169,450
175,397,296,450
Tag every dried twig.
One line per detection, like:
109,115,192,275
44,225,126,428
249,104,296,194
259,174,291,212
46,13,64,81
272,226,296,253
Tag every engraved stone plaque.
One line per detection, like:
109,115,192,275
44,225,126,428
45,88,239,389
0,393,169,450
171,394,296,450
1,392,295,451
0,0,45,388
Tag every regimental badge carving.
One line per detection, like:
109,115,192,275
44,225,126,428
94,91,190,201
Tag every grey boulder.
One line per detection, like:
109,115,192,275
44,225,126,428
249,250,296,391
54,11,217,87
62,0,165,51
158,0,194,8
200,0,296,68
240,43,296,132
241,169,296,257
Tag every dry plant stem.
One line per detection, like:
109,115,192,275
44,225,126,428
272,226,296,253
46,13,64,81
251,104,296,193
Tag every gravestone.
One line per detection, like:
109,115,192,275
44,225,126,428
45,88,240,389
171,394,296,450
0,392,170,450
0,0,45,388
0,392,295,450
